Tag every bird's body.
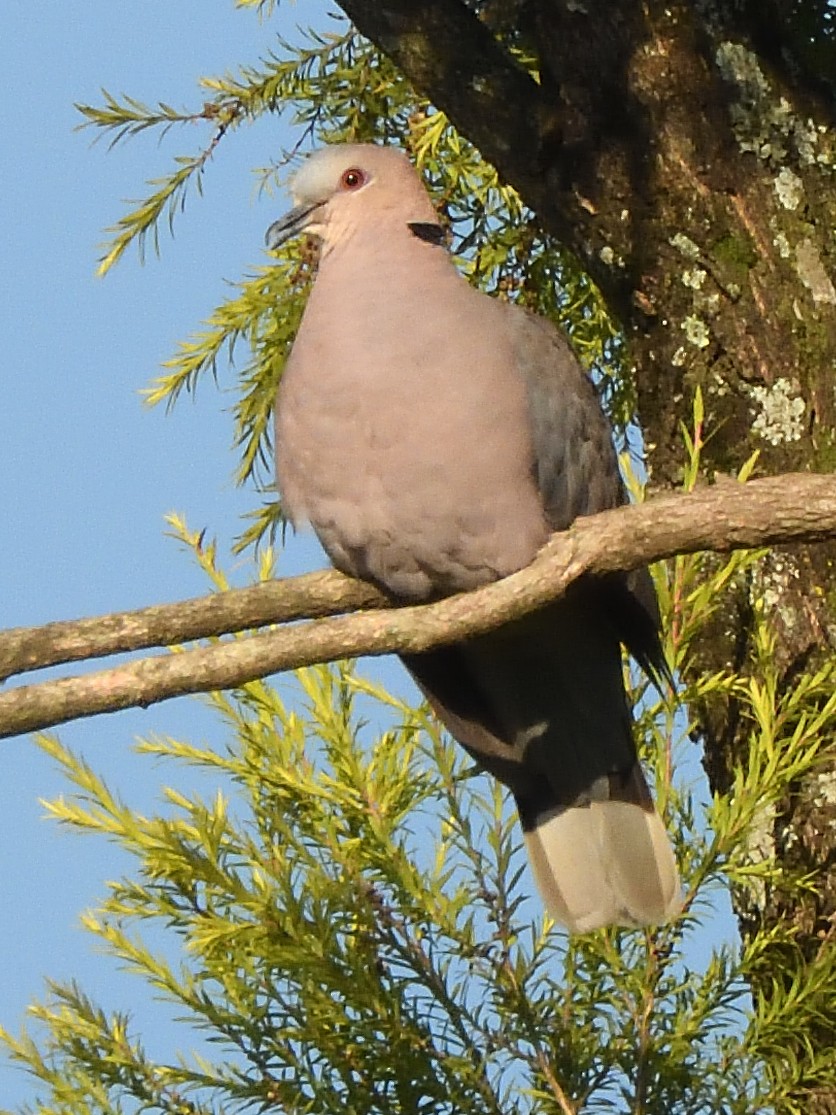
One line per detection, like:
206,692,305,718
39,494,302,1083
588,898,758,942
277,243,550,598
269,143,681,932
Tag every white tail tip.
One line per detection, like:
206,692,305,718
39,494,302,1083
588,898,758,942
524,797,682,933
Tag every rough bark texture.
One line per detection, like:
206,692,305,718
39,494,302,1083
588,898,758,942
336,2,836,1108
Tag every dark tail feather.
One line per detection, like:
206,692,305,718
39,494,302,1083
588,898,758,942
402,588,681,932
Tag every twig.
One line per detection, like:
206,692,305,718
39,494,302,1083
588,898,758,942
0,571,387,682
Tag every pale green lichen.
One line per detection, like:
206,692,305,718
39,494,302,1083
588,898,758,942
682,314,710,347
772,230,791,259
682,267,707,290
715,41,832,169
774,166,804,210
749,378,806,445
811,768,836,809
748,800,776,864
814,123,836,168
715,41,769,100
792,112,821,165
733,797,775,912
670,231,701,259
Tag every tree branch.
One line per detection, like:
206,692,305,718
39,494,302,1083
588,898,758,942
0,571,389,682
2,474,835,741
336,0,551,198
333,0,609,297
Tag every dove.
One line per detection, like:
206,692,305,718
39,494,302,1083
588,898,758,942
266,144,680,932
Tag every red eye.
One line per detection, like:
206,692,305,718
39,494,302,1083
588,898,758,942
340,167,366,190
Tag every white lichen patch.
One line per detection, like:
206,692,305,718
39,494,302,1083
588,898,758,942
753,551,801,612
671,346,687,367
774,167,804,210
702,291,721,314
707,370,730,397
748,799,776,863
772,231,791,259
715,41,831,168
682,267,707,289
682,314,710,347
795,238,836,304
749,378,806,445
670,231,700,259
599,244,623,267
811,769,836,810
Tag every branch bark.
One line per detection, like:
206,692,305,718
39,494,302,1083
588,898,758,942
0,570,388,682
1,474,834,741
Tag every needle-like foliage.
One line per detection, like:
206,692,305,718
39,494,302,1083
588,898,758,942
3,418,835,1113
4,6,835,1114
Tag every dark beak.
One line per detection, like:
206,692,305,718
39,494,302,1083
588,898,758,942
265,202,323,251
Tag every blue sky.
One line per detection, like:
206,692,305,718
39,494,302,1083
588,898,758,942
0,2,343,1104
1,3,738,1107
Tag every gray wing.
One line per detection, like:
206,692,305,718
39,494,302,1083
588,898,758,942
506,307,623,528
506,306,671,689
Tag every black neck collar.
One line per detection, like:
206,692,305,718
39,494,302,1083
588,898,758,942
407,222,446,246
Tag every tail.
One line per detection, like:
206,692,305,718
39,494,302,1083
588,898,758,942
402,585,681,933
521,765,681,933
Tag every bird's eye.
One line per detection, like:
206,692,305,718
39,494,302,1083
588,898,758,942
339,168,366,190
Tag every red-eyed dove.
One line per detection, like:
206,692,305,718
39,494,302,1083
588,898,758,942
266,144,681,932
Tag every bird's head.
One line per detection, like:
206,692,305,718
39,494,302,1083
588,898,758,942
265,143,442,254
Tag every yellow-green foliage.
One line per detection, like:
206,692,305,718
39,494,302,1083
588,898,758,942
3,411,836,1112
5,11,834,1115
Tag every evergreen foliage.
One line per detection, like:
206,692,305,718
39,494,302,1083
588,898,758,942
3,6,835,1113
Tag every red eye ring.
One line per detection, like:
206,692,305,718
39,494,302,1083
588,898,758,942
340,167,366,190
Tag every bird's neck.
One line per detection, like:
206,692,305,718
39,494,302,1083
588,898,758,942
317,228,458,301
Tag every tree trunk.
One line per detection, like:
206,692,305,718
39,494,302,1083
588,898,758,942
336,1,836,1107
